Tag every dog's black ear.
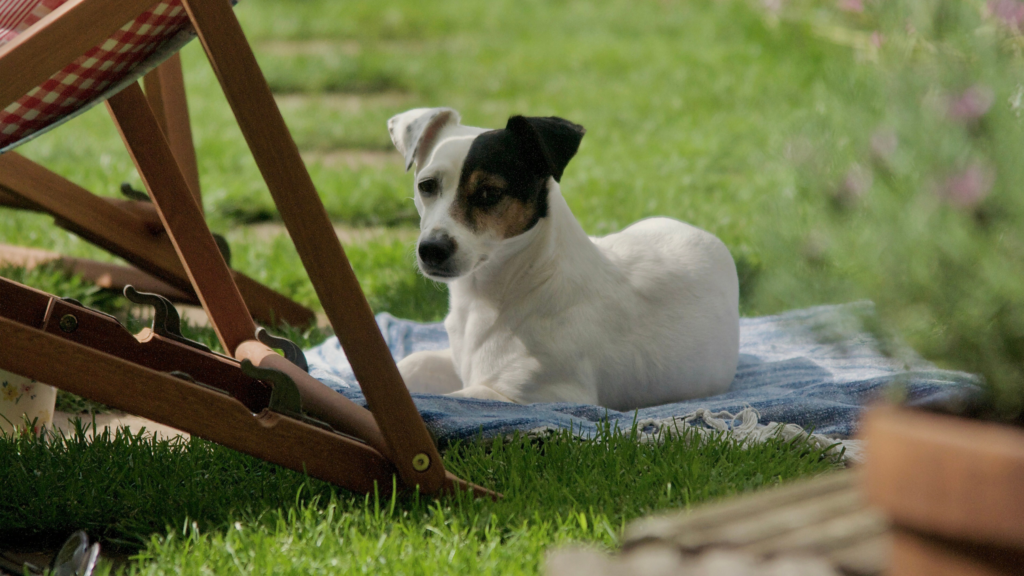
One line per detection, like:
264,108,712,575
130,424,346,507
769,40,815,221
506,116,585,182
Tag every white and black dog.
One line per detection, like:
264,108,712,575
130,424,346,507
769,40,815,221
388,108,739,410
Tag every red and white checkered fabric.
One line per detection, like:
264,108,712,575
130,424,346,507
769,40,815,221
0,0,191,149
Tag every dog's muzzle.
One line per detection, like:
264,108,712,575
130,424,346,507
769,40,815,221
418,233,458,277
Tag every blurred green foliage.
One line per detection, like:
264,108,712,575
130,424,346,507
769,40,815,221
750,0,1024,418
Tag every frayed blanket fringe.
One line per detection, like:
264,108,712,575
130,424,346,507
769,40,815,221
523,407,863,463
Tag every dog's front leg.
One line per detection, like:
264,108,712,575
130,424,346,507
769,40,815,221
396,349,464,394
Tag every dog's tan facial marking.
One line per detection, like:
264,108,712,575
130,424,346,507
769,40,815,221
453,169,542,239
488,197,542,239
465,170,507,201
452,169,542,239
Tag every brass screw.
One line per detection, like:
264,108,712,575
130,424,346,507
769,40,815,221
59,314,78,333
412,453,430,472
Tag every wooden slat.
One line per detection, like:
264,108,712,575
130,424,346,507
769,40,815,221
143,66,169,134
37,294,271,412
159,54,202,206
144,54,202,208
0,315,398,495
621,471,890,576
182,0,446,494
830,534,893,576
0,0,158,111
0,243,195,303
105,198,164,233
0,152,314,326
0,152,188,290
0,186,41,210
669,489,865,550
731,489,860,544
0,272,51,328
626,472,857,545
106,82,253,355
740,508,887,558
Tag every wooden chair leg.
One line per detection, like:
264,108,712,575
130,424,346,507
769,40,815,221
182,0,447,494
143,54,202,210
108,82,255,354
106,82,393,458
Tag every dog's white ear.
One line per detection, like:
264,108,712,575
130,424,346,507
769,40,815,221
387,108,461,172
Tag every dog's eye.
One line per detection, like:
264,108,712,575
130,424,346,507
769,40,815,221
474,186,502,207
418,178,439,196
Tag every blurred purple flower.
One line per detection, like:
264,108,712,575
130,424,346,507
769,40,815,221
762,0,784,14
833,163,872,208
989,0,1024,29
947,85,995,122
870,129,898,160
843,163,873,199
940,163,995,209
870,31,884,48
837,0,864,12
785,137,814,163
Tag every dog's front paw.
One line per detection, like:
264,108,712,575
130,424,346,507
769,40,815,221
446,385,518,403
397,349,463,394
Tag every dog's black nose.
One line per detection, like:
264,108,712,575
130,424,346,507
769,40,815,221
418,235,457,267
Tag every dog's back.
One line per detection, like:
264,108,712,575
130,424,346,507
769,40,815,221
590,217,739,409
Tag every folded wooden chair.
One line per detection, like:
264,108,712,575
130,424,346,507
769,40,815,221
0,0,494,498
0,3,313,327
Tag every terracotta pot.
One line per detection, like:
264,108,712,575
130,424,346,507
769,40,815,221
862,405,1024,576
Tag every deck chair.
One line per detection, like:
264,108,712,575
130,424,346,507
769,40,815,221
0,6,314,328
0,0,494,498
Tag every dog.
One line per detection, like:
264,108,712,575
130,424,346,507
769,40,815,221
387,108,739,410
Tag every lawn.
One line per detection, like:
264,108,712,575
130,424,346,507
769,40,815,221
2,0,879,320
0,0,885,573
1,422,839,575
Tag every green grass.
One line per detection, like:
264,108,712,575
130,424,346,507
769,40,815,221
0,0,904,572
1,0,881,317
224,230,448,321
0,422,840,574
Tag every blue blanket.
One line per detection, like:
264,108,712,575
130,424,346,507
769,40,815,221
306,303,978,448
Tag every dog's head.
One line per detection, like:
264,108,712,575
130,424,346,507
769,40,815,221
388,108,585,281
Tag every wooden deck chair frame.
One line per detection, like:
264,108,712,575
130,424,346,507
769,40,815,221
0,50,316,328
0,0,495,498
